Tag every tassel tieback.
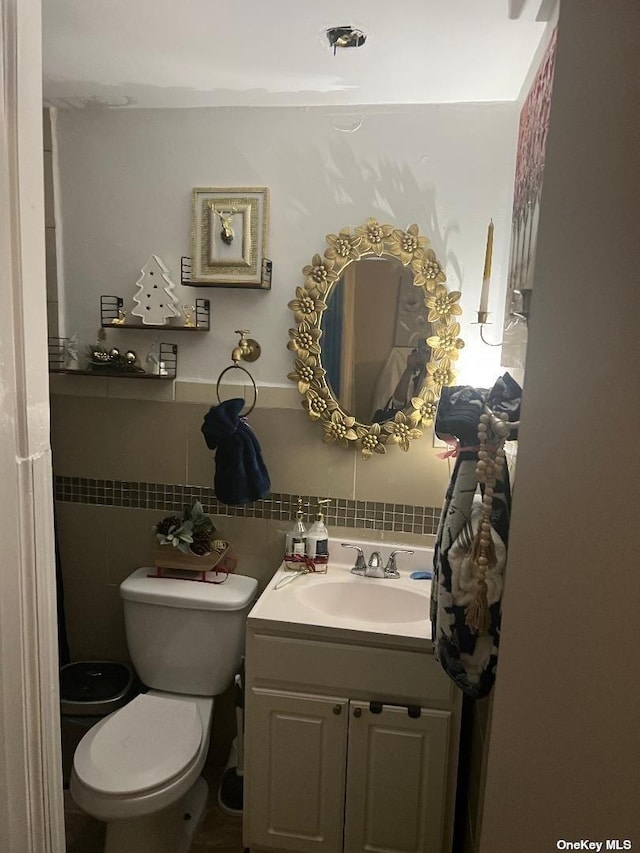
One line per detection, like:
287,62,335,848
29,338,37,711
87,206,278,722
464,409,508,634
464,581,491,635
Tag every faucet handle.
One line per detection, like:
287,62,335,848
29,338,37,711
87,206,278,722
384,548,415,578
341,543,366,575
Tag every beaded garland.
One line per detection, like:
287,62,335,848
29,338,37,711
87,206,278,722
464,408,510,634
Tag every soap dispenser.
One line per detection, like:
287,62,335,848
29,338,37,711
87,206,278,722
306,499,331,572
285,498,307,569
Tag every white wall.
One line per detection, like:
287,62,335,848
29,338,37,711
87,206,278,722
480,0,640,849
55,103,518,390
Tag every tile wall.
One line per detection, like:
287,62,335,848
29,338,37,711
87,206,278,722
51,384,449,763
54,478,441,537
51,387,449,660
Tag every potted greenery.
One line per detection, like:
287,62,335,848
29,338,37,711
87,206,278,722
153,501,228,571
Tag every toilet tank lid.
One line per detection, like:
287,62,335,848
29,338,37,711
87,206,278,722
120,567,258,611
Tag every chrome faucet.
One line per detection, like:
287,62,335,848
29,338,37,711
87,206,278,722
341,544,414,579
365,551,384,578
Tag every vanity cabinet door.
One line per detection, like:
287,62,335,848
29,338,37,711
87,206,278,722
343,702,451,853
245,688,349,853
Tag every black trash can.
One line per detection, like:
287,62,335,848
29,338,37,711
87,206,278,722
59,661,138,787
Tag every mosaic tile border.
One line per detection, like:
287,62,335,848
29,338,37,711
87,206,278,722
54,476,441,536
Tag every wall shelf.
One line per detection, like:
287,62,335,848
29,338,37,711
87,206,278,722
100,295,210,331
180,255,273,290
48,339,178,379
49,368,175,381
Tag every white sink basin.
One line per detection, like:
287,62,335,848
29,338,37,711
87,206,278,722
295,581,427,624
247,537,434,647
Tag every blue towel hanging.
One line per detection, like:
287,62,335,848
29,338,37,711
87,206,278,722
201,399,271,506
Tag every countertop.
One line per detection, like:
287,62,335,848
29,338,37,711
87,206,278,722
247,539,435,651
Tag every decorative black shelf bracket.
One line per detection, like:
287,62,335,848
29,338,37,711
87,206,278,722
100,294,211,331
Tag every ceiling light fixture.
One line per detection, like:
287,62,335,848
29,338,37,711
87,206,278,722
326,26,367,55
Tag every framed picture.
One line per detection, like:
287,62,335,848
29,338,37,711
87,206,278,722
191,187,269,288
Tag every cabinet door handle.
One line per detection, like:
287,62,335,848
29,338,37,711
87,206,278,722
333,704,342,715
353,707,362,718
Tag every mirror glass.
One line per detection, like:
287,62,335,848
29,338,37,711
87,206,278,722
322,256,431,424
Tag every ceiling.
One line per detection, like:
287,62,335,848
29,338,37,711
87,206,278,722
42,0,551,109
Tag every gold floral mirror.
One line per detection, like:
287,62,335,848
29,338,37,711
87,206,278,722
287,218,463,458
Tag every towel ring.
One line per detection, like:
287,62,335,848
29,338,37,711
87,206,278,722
216,364,258,417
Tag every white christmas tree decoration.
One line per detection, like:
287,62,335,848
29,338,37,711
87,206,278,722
131,255,180,325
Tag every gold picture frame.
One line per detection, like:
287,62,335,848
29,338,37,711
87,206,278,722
191,187,269,288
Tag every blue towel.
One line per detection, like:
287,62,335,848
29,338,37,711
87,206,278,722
201,399,271,506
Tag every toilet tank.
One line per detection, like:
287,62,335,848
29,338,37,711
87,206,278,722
120,568,258,696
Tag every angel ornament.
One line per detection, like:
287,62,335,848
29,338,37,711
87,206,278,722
182,304,196,328
145,339,161,375
63,334,80,370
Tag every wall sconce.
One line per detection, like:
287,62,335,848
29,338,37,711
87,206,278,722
475,220,531,347
475,308,529,348
476,298,531,346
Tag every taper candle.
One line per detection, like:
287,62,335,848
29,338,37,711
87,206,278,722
479,219,494,315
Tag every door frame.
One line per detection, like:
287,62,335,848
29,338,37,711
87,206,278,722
0,0,65,850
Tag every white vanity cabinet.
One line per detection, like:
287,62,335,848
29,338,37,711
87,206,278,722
244,626,460,853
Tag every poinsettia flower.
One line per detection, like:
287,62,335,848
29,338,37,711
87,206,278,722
288,286,327,325
322,411,357,448
324,229,362,267
287,322,322,358
302,253,338,294
426,358,456,392
411,248,447,290
426,321,465,361
355,218,394,256
383,411,423,452
409,390,439,428
355,422,387,459
387,224,429,266
287,357,325,395
425,285,463,323
301,385,338,421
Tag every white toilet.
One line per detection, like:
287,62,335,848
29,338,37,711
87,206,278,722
70,567,258,853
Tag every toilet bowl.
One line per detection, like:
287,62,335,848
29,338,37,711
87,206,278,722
70,567,258,853
71,691,213,852
71,691,212,819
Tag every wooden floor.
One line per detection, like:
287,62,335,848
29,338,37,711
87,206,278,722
64,764,245,853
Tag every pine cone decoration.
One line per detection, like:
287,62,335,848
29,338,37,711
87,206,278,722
155,515,181,536
190,530,212,557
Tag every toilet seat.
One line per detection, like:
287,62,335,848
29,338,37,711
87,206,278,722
74,693,203,796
